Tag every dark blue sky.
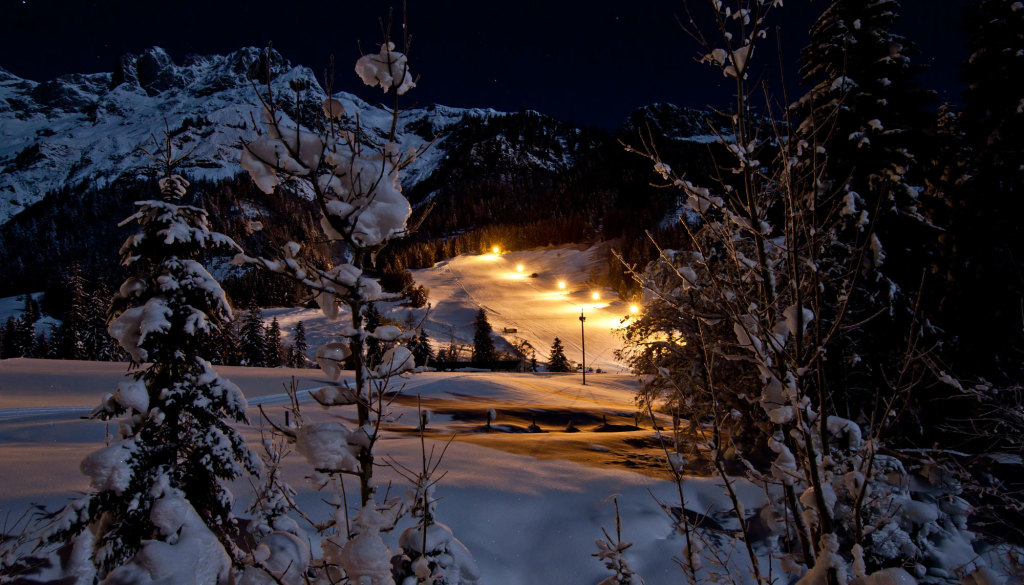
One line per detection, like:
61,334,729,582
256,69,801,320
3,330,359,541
0,0,969,129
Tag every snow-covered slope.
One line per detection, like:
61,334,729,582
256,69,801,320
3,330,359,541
0,47,501,225
261,243,634,373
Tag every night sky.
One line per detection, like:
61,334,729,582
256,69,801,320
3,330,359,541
1,0,970,130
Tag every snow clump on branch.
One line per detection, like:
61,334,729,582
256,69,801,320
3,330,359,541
355,42,416,95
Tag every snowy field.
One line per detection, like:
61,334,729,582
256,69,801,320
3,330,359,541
0,361,772,584
0,245,777,584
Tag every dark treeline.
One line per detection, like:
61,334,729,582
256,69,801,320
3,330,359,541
0,172,328,309
379,107,726,296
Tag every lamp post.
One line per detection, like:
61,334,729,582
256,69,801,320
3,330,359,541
579,308,586,385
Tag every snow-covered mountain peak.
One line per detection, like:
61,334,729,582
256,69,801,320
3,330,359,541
109,46,301,98
0,47,504,226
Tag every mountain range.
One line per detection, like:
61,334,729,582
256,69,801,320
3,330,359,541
0,46,725,298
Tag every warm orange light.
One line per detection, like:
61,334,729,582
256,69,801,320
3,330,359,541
516,264,524,272
592,292,600,300
492,246,500,255
630,304,639,313
557,281,566,290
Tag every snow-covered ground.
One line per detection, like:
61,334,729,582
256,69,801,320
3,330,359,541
0,358,769,584
0,244,771,584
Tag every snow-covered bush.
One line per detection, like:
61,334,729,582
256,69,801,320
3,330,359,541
388,407,479,585
592,498,643,585
236,21,477,584
618,1,977,583
235,35,425,504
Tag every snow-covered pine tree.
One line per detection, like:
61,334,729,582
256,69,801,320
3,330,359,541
0,319,8,356
55,264,89,360
239,298,266,367
31,331,50,359
791,0,937,419
264,317,284,367
17,311,39,357
471,308,496,364
84,280,121,361
215,312,244,366
43,165,260,582
22,292,41,324
411,329,433,367
288,320,308,368
2,295,39,358
547,337,571,372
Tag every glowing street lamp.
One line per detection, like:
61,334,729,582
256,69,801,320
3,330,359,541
579,307,587,386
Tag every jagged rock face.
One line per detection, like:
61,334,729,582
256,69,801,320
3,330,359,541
0,46,501,226
619,102,729,144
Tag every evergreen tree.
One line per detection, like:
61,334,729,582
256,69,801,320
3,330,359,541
264,317,284,367
84,280,120,361
20,298,39,352
547,337,571,372
472,308,496,364
224,314,245,366
31,331,50,359
407,284,429,308
0,319,7,359
409,329,433,367
794,0,935,291
49,171,258,579
22,293,40,324
3,295,40,358
289,320,309,368
1,318,15,358
936,0,1024,379
44,322,63,359
239,298,266,367
791,0,936,408
794,0,932,217
55,264,89,360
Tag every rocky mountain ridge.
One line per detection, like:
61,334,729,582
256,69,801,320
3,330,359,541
0,46,503,225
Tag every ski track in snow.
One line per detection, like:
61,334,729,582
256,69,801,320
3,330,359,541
414,245,635,373
0,406,90,422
